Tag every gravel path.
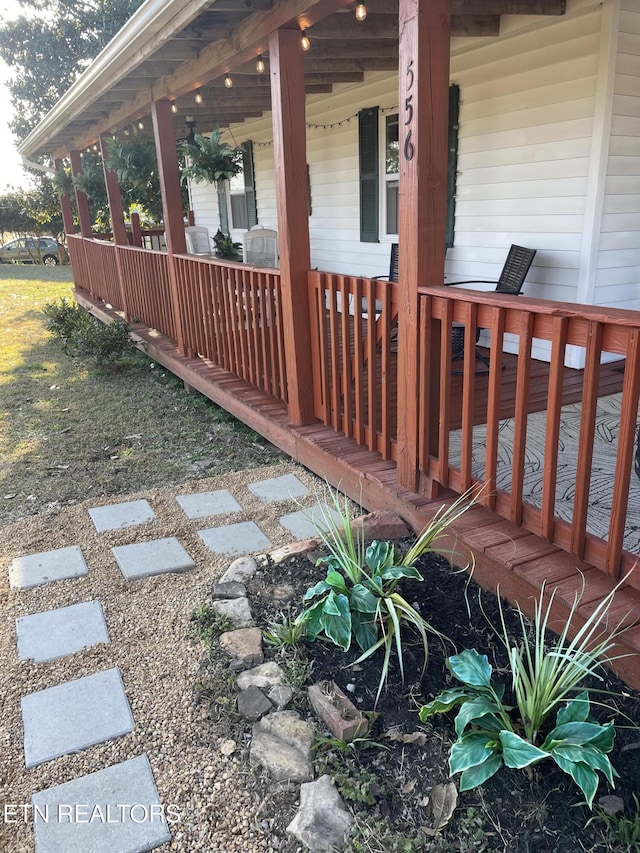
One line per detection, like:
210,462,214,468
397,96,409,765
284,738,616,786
0,461,328,852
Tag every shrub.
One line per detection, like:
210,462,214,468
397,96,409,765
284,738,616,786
43,299,138,368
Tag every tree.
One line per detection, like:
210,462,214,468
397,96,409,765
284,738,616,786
0,185,63,242
0,0,144,141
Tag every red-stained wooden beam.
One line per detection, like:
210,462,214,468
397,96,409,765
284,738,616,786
151,99,186,354
54,158,75,236
69,149,93,238
99,135,128,247
396,0,451,491
269,27,315,425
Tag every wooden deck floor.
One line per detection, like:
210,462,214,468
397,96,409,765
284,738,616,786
77,289,640,691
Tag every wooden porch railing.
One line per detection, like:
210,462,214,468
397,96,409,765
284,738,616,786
66,234,91,293
308,271,398,460
117,245,175,340
418,285,640,584
174,255,287,404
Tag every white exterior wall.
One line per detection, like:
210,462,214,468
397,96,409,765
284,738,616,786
189,0,637,350
596,0,640,310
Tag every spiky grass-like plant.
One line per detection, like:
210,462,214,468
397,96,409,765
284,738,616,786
420,575,631,806
298,484,477,703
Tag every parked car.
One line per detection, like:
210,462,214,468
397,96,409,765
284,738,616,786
0,236,62,266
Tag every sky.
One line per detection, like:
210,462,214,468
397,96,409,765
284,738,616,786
0,0,35,191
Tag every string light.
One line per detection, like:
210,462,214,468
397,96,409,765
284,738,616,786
256,54,265,73
300,29,310,51
137,120,145,130
170,101,178,114
254,106,398,147
355,2,367,21
224,74,233,88
194,88,203,104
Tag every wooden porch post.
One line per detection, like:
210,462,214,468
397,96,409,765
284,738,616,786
69,150,93,238
151,98,186,354
54,159,75,236
269,27,315,426
99,135,130,318
99,135,128,246
396,0,451,490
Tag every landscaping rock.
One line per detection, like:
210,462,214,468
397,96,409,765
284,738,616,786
287,775,354,851
267,683,294,710
270,539,319,565
236,662,285,692
350,510,410,542
237,687,273,722
308,681,369,742
219,628,264,671
212,581,247,599
219,556,259,584
212,597,253,628
250,711,314,783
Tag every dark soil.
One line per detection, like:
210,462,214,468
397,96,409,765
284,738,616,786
244,546,640,853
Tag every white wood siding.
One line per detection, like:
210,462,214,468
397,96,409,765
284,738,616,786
596,0,640,310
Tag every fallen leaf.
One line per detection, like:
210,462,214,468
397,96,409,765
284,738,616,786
597,794,624,815
401,778,417,794
385,730,427,746
3,494,16,499
424,782,458,835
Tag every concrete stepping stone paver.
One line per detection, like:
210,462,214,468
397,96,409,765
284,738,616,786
111,537,195,581
198,521,272,556
247,473,310,503
32,754,171,853
9,546,88,590
278,505,344,540
89,499,155,533
17,601,110,663
176,489,242,519
22,668,134,768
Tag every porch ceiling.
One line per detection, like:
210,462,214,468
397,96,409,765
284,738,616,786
19,0,566,162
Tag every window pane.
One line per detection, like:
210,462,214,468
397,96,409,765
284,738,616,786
230,194,248,230
385,115,399,175
386,181,398,235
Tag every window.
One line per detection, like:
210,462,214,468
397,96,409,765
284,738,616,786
359,86,459,246
217,140,257,233
228,170,248,230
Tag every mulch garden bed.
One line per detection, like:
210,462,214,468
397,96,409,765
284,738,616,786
242,545,640,853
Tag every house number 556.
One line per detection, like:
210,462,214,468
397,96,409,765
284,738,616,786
404,60,415,161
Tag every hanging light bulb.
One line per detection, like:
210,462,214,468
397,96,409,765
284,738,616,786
355,2,367,21
170,101,178,114
137,120,145,130
300,29,311,51
194,88,203,104
224,74,233,88
256,54,265,74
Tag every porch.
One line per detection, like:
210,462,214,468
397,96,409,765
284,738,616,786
70,233,640,690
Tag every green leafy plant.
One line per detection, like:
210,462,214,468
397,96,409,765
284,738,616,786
43,299,138,368
298,487,474,703
263,610,307,650
181,130,243,184
419,581,629,807
190,603,232,645
212,229,242,259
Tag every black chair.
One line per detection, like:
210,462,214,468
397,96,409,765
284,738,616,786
449,244,537,371
373,242,399,282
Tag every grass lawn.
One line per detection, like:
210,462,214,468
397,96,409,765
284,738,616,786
0,264,283,526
